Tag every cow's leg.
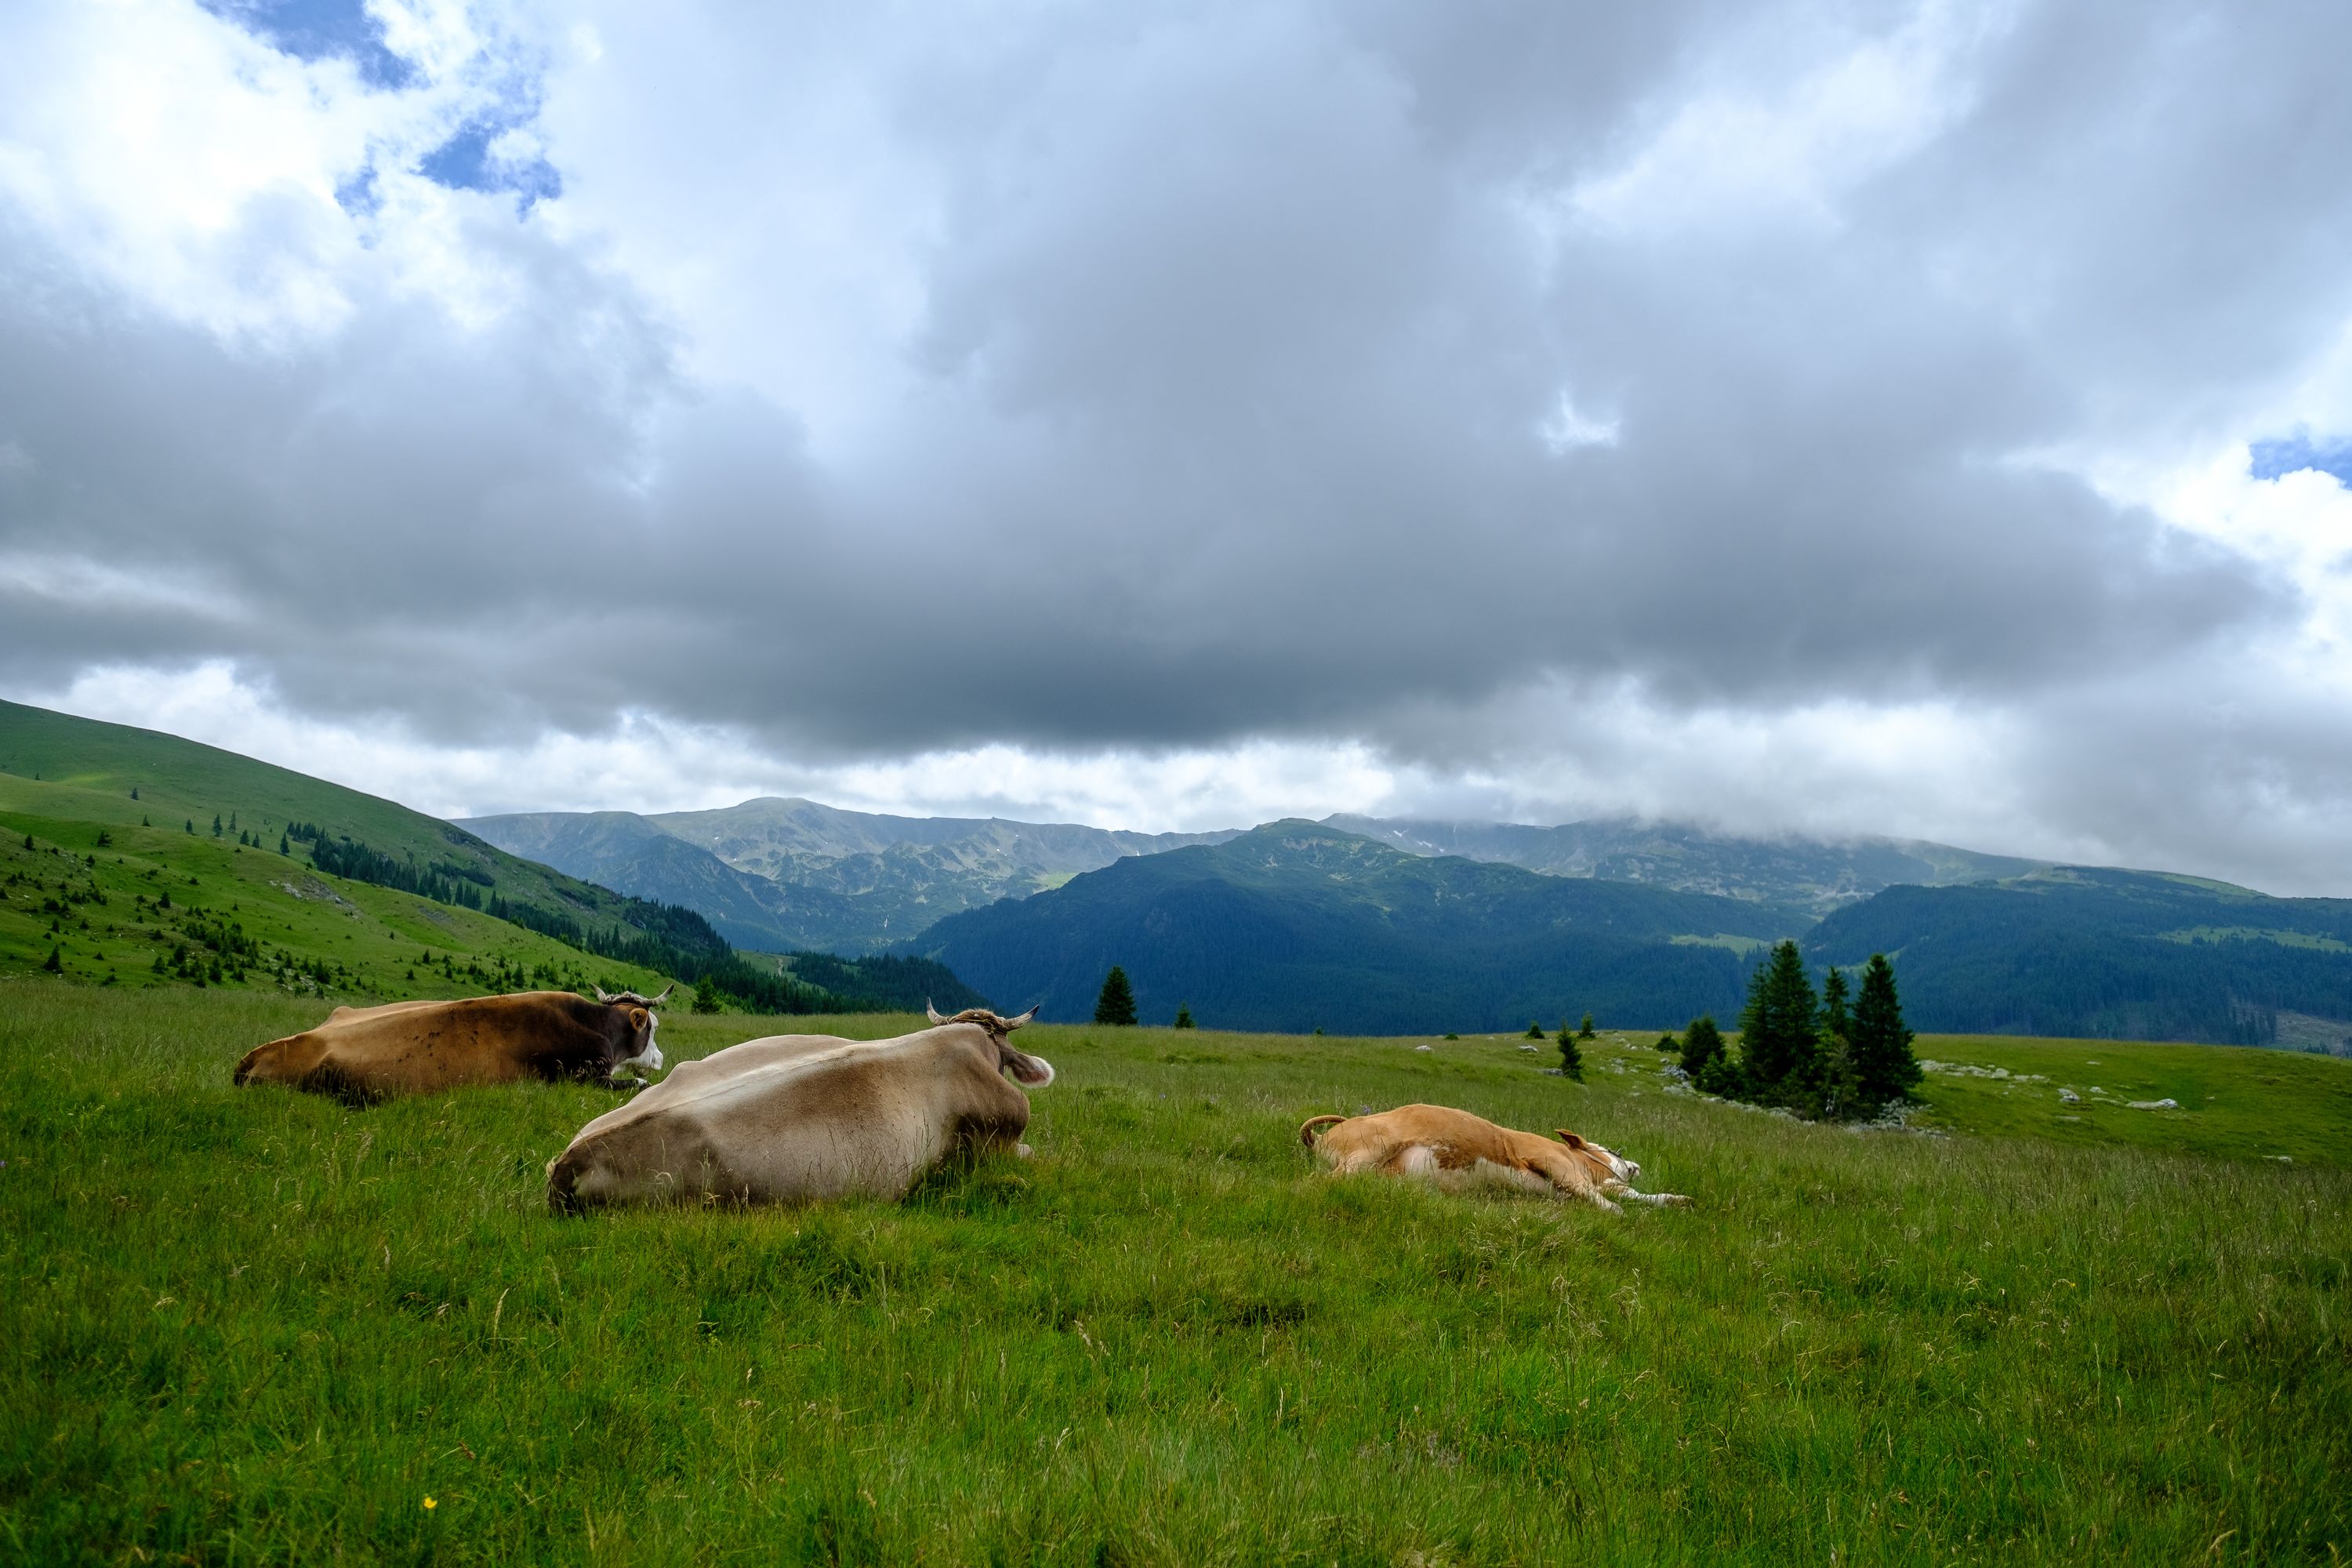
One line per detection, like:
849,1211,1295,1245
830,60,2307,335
1620,1189,1693,1208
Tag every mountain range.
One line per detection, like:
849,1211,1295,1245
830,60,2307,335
909,836,2352,1048
463,801,1237,953
460,800,2038,954
907,819,1797,1035
12,696,2347,1051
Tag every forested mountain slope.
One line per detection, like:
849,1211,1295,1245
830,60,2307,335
1809,868,2352,1049
1330,815,2042,919
459,810,873,953
905,820,1805,1034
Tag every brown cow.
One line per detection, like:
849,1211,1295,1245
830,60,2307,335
1298,1103,1689,1214
545,1004,1051,1213
234,985,672,1104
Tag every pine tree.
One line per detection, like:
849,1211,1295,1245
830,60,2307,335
279,832,290,855
1820,966,1850,1042
185,820,194,834
1850,953,1921,1109
1525,1019,1545,1039
22,833,33,849
1577,1013,1596,1040
1555,1024,1584,1080
211,814,223,837
1813,965,1857,1118
1737,941,1820,1104
1173,1003,1196,1029
1679,1014,1738,1094
42,946,63,974
1656,1033,1679,1053
1093,965,1138,1026
129,787,138,800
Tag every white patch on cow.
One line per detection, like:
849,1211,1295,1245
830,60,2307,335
612,1011,664,1076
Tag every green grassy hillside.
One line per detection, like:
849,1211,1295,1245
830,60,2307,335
4,985,2344,1563
0,701,981,1013
1,797,674,999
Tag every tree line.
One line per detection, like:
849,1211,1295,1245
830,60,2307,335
1664,942,1920,1119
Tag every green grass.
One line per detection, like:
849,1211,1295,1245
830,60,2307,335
1896,1033,2352,1166
5,989,2348,1564
0,802,670,1002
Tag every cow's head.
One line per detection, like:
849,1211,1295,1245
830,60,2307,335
596,983,673,1076
928,1001,1053,1086
1555,1130,1639,1185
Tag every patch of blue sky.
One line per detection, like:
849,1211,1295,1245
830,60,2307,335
416,117,564,213
2249,433,2352,487
333,165,382,222
200,0,416,90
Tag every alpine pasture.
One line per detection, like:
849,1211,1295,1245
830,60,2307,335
5,985,2347,1564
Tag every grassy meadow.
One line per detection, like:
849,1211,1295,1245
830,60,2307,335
4,985,2349,1565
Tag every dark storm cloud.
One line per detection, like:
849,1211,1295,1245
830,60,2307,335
2,0,2346,778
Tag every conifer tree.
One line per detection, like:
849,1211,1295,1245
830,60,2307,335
1093,965,1138,1026
1849,953,1921,1108
1820,966,1850,1044
1525,1019,1545,1039
1173,1003,1196,1029
1656,1033,1679,1053
1680,1014,1740,1095
42,945,63,973
1814,965,1857,1118
212,814,223,837
1555,1023,1584,1080
279,832,290,855
1737,941,1820,1103
1577,1013,1596,1040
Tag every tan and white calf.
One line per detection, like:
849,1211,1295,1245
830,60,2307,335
545,1005,1053,1213
1298,1103,1689,1214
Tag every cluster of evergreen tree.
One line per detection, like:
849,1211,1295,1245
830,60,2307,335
308,835,488,908
1669,943,1919,1119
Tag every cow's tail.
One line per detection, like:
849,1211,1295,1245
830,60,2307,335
1298,1113,1348,1148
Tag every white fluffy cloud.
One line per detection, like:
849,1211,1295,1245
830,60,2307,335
4,0,2351,891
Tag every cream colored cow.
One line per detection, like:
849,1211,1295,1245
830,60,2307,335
1299,1103,1689,1214
546,1006,1051,1212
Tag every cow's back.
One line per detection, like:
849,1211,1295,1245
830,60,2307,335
238,993,595,1101
550,1025,1015,1210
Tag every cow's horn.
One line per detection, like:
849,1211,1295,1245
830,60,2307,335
927,1000,949,1025
1002,1007,1037,1031
593,985,617,1004
646,982,675,1007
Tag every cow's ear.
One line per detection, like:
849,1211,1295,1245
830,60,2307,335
1000,1046,1054,1087
630,1007,649,1030
1554,1130,1584,1149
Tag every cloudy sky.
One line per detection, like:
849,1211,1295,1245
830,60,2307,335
4,1,2351,891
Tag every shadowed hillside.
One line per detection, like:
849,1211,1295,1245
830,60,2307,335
906,819,1806,1033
